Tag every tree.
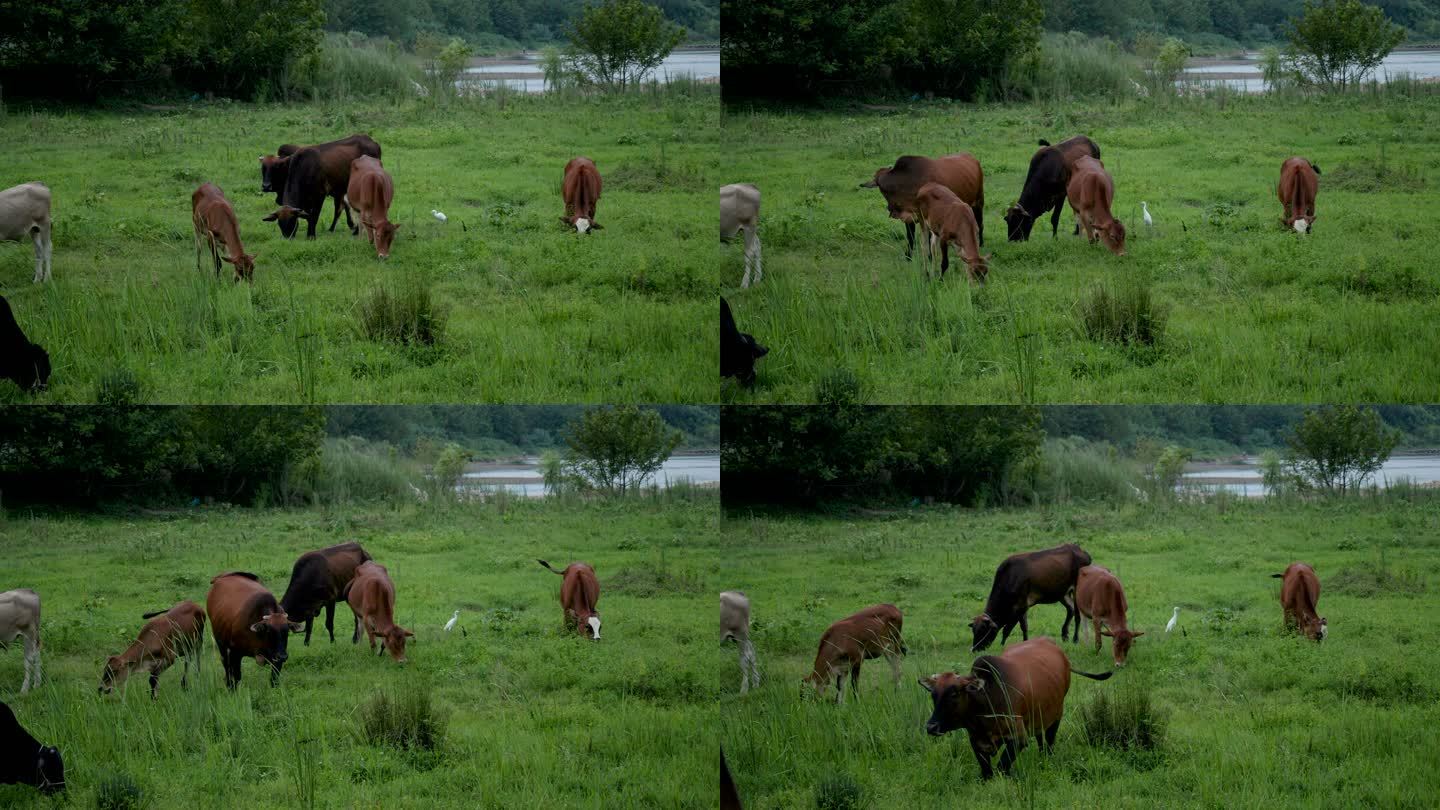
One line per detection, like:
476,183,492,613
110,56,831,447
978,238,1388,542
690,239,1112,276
894,0,1044,98
1285,0,1404,90
564,406,682,495
566,0,684,90
1285,405,1400,494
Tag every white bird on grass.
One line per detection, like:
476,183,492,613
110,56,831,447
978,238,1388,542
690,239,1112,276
445,610,460,632
1142,201,1154,229
1166,606,1180,634
432,210,448,223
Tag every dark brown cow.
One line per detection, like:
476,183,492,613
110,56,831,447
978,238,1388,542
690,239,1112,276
345,561,413,662
561,157,603,233
971,543,1091,651
1278,157,1320,233
920,637,1111,780
802,604,905,703
346,156,399,259
1074,565,1143,666
192,182,256,281
720,748,742,810
0,296,50,392
1004,135,1101,241
280,542,373,646
1272,561,1326,641
1066,156,1126,255
0,701,63,794
538,559,601,639
100,600,206,698
861,153,985,256
915,182,989,283
205,572,302,689
263,134,382,239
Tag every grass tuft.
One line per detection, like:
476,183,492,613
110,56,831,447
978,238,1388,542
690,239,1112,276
354,279,447,347
814,774,864,810
1075,276,1168,348
1074,683,1167,752
356,686,448,753
95,772,144,810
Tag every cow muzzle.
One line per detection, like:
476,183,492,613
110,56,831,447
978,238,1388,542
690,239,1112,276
926,720,943,736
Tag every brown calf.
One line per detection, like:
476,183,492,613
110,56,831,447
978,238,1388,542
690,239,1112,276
345,562,413,662
802,604,905,703
1075,565,1143,666
561,157,603,233
862,153,985,256
346,156,399,259
100,601,205,699
206,572,303,689
1272,562,1326,641
538,559,601,639
915,182,990,283
192,183,256,281
1066,156,1126,256
1278,157,1319,233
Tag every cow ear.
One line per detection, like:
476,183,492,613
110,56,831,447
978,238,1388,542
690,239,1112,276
249,621,265,633
262,212,280,222
1131,631,1145,638
917,675,935,691
589,222,603,231
404,630,415,637
288,622,305,633
559,216,571,226
966,678,985,693
1100,628,1113,637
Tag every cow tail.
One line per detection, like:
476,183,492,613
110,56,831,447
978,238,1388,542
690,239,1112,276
537,559,564,575
1070,668,1113,681
1270,573,1285,579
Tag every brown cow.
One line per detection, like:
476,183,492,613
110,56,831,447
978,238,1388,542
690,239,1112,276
99,601,205,699
206,572,303,689
1272,562,1326,641
1074,565,1143,667
561,157,603,233
861,153,985,257
345,561,413,662
1066,156,1126,255
915,182,989,283
192,183,256,281
1278,157,1320,233
280,542,373,646
538,559,601,639
263,134,382,240
346,156,399,259
971,543,1091,652
802,604,905,703
920,637,1112,779
1004,135,1101,241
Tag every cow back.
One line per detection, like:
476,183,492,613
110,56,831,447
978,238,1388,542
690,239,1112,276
207,573,280,654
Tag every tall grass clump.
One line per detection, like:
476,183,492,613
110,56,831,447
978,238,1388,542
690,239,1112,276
1075,682,1167,752
1001,33,1142,101
1008,438,1143,505
1075,276,1169,348
813,774,864,810
306,437,421,505
288,35,422,101
95,772,145,810
355,278,447,347
356,686,448,752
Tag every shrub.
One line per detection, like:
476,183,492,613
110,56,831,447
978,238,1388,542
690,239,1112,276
1075,277,1169,348
357,687,447,752
355,279,447,347
1075,683,1167,751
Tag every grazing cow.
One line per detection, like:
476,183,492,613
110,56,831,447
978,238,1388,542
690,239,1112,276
99,601,206,699
971,543,1092,652
259,142,303,202
206,572,302,689
1278,157,1320,233
914,182,989,283
861,154,985,256
0,182,52,282
0,701,64,794
721,184,762,288
1074,565,1143,666
346,156,400,259
263,134,382,239
561,157,603,233
720,591,759,693
345,562,413,662
0,589,41,693
1004,136,1101,241
802,604,905,703
720,297,768,386
720,748,742,810
537,560,601,639
0,296,50,392
920,637,1112,780
191,183,256,281
1272,562,1327,641
280,541,373,646
1067,156,1126,255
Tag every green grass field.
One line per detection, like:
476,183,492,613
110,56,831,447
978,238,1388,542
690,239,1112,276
720,91,1440,403
0,495,719,808
719,496,1440,807
0,88,717,403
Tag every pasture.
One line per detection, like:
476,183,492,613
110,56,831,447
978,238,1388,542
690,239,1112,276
719,496,1440,807
720,91,1440,403
0,88,716,403
0,495,719,808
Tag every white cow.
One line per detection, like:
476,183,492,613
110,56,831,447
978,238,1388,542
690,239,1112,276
0,183,53,283
0,589,42,692
720,184,762,288
720,591,758,693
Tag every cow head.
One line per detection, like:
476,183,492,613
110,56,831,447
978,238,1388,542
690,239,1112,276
35,745,64,794
969,613,1000,652
1290,214,1315,234
1099,219,1127,255
259,155,290,194
223,252,257,281
1301,615,1327,642
1099,628,1144,666
800,666,836,700
560,215,603,234
98,655,130,694
12,343,50,392
249,611,304,680
263,205,306,239
374,222,400,259
967,253,992,285
858,168,889,190
919,672,984,736
1004,204,1035,241
382,626,415,662
729,333,768,387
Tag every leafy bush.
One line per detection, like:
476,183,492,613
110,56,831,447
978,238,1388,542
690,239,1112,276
1286,0,1406,90
1285,405,1400,494
357,687,448,752
564,406,683,495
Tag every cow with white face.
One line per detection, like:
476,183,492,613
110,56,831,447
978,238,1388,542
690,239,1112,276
538,560,602,639
561,158,603,234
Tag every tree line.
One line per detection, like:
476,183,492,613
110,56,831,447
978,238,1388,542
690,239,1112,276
324,0,716,48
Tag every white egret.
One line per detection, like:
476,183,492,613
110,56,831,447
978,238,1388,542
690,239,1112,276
1166,606,1179,634
445,610,460,632
432,210,448,223
1142,201,1153,228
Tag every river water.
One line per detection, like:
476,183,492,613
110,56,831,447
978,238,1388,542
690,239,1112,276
1182,48,1440,92
462,48,719,93
458,452,719,497
1180,452,1440,497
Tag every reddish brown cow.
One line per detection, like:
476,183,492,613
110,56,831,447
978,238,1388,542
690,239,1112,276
1066,156,1126,255
920,638,1112,779
1278,157,1320,233
915,182,990,283
561,157,603,233
346,156,399,259
538,559,601,639
1272,562,1327,641
345,562,413,662
206,572,303,689
861,154,985,257
1074,565,1143,666
99,601,205,699
802,604,905,703
192,183,256,281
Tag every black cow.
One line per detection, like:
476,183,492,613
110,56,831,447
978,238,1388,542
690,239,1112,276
721,297,767,386
1004,136,1101,241
0,701,64,794
280,542,373,645
721,747,742,810
0,295,50,392
262,135,381,239
259,143,302,202
970,543,1092,651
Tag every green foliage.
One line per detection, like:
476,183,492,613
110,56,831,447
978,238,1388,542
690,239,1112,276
170,0,325,98
95,772,145,810
1006,437,1145,505
720,0,899,96
426,37,474,96
0,0,188,98
1075,276,1170,349
431,442,470,497
1285,0,1406,89
892,0,1045,98
1259,45,1297,91
357,686,448,752
1151,443,1194,495
566,0,686,90
322,0,717,46
814,774,864,810
355,279,448,348
1259,448,1293,496
1286,405,1401,494
539,45,579,92
564,406,683,495
1151,36,1191,91
287,35,422,100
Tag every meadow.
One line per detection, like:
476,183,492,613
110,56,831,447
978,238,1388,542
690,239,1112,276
719,495,1440,807
0,86,717,403
0,494,720,808
720,89,1440,403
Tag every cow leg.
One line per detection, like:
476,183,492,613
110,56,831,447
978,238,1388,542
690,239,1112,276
223,648,242,690
1043,721,1060,752
1018,612,1030,641
999,621,1014,646
940,239,950,278
325,603,336,643
974,197,984,246
149,671,160,700
748,227,762,285
998,738,1024,775
306,213,319,240
328,196,345,232
33,232,45,281
352,611,361,644
1093,618,1103,653
22,631,39,692
833,670,844,704
269,659,283,687
181,656,190,690
970,739,996,780
303,618,314,646
738,639,756,693
904,221,916,260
